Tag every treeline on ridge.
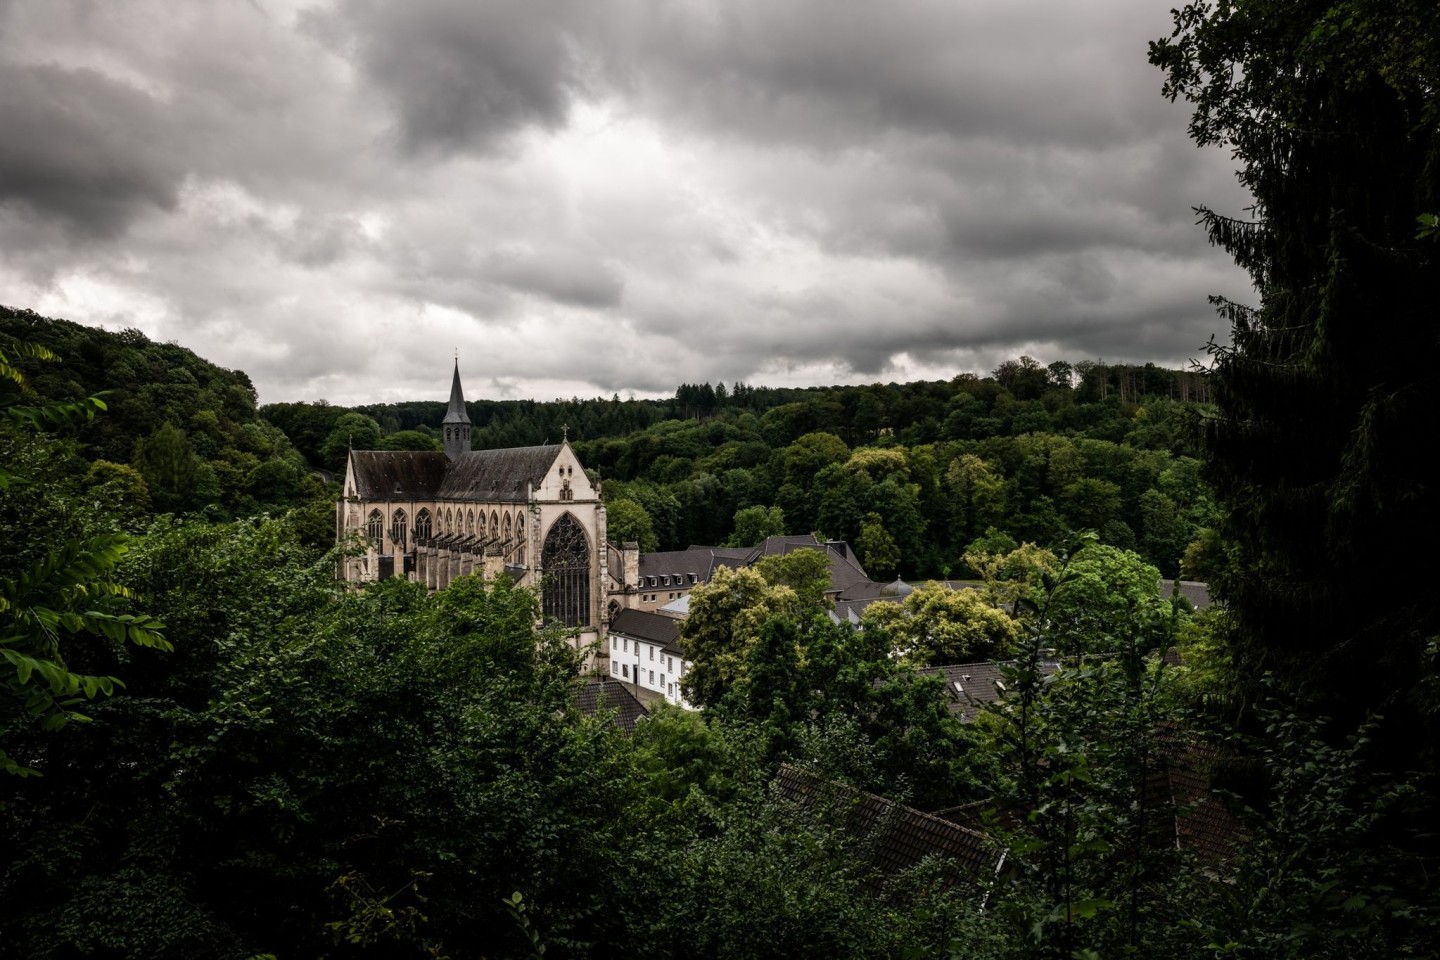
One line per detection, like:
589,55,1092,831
264,355,1217,580
2,305,1217,580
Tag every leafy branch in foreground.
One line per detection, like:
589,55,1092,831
0,534,170,775
0,336,165,776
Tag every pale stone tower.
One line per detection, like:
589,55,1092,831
442,359,471,460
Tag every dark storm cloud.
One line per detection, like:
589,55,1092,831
0,61,180,238
0,0,1251,405
320,0,596,155
605,0,1176,150
484,247,625,310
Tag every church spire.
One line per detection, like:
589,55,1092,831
442,359,471,460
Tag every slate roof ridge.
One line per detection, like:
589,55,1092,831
772,764,1003,891
348,450,450,500
436,445,561,501
573,678,648,735
610,608,683,652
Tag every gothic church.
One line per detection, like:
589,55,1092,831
337,363,608,643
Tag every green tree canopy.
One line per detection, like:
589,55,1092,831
678,566,796,710
606,497,659,552
1151,0,1440,733
753,547,832,611
855,512,900,582
320,412,382,471
727,504,785,547
133,423,199,514
861,582,1021,667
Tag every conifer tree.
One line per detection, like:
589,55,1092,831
1151,2,1440,739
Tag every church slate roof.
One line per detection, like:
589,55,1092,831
348,445,561,502
437,446,560,501
443,360,471,424
349,451,450,500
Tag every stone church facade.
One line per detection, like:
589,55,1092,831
337,363,609,645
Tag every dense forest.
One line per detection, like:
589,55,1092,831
264,354,1219,581
4,1,1439,957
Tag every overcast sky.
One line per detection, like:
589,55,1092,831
0,0,1252,407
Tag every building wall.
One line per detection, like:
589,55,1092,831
606,633,693,708
338,444,609,646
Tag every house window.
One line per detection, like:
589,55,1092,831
649,670,655,684
649,647,654,660
668,683,675,698
623,639,628,652
612,637,618,651
612,661,618,675
541,513,591,627
659,674,665,688
668,657,674,672
622,664,629,679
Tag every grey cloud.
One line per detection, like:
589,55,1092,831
323,0,595,155
0,0,1253,406
606,0,1178,151
0,62,181,237
483,247,624,309
284,214,368,268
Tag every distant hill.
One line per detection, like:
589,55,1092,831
1,306,321,521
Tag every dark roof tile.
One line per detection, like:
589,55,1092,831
349,451,449,500
610,608,682,652
773,765,1004,894
436,446,560,501
926,660,1061,722
573,678,648,735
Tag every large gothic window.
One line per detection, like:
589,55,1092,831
515,513,527,565
541,513,590,627
415,508,432,540
366,509,384,546
390,508,408,551
489,511,499,539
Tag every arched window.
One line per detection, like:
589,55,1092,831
415,508,432,540
490,511,499,539
515,513,526,565
466,509,475,536
502,514,512,543
445,508,454,534
542,513,590,627
390,508,408,551
366,509,384,545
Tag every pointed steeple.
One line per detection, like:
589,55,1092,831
442,359,471,460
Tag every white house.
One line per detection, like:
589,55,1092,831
606,608,694,708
